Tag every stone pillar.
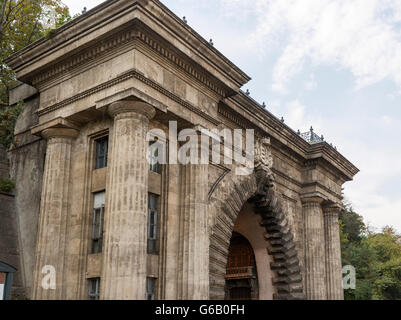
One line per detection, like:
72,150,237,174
323,204,344,300
32,127,79,300
302,197,327,300
177,134,209,300
101,100,155,300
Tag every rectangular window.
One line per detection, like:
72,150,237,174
95,136,108,169
91,191,105,254
146,277,156,300
149,141,159,173
88,278,100,300
147,194,158,254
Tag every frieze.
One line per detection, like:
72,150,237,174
36,68,221,126
31,25,229,97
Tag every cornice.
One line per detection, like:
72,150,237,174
301,182,343,201
30,24,233,99
307,143,360,181
5,0,250,93
31,29,135,89
218,96,359,182
224,94,312,155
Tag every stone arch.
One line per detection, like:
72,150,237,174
208,170,305,300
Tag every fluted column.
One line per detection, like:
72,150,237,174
323,204,344,300
178,134,209,300
101,100,155,300
302,197,327,300
32,127,79,300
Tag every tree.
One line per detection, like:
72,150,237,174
339,204,366,243
0,0,70,105
0,0,71,148
340,203,401,300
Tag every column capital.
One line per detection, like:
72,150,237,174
300,195,325,205
42,127,79,141
322,203,342,217
108,100,156,120
31,117,80,140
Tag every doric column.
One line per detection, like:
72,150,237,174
323,204,344,300
32,127,79,300
177,133,209,300
302,197,327,300
101,100,155,300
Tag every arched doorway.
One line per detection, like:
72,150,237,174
208,170,304,300
225,233,258,300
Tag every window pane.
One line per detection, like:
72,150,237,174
149,194,157,210
95,137,108,169
149,142,160,173
88,278,100,300
92,192,105,254
94,191,105,209
147,194,158,254
146,278,156,300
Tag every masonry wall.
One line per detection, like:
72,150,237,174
9,85,46,297
0,143,24,298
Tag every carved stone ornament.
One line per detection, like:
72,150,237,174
254,137,275,196
255,137,273,169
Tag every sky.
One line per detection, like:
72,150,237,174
64,0,401,232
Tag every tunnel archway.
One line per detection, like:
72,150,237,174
208,170,304,300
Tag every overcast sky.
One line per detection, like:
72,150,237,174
64,0,401,232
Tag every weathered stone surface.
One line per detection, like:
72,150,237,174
302,197,327,300
323,205,344,300
4,0,358,301
32,127,79,300
100,100,155,300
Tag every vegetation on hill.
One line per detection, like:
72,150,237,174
340,202,401,300
0,0,76,148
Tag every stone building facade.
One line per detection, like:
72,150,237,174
5,0,358,300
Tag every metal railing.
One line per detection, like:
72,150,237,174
299,127,324,144
225,266,256,280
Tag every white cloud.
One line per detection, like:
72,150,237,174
62,0,103,15
60,0,401,231
304,73,317,91
275,99,323,133
221,0,401,92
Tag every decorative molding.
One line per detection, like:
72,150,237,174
31,25,230,98
36,68,221,126
135,27,228,97
218,102,264,136
32,29,135,88
301,182,343,201
219,101,358,182
272,168,302,188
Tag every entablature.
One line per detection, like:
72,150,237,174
5,0,250,97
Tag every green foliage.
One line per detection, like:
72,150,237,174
339,204,366,243
0,177,15,192
44,10,81,38
341,204,401,300
0,0,71,104
0,100,23,147
0,0,72,145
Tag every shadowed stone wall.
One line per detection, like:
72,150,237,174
8,84,46,298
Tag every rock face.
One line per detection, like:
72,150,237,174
4,0,358,300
